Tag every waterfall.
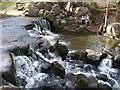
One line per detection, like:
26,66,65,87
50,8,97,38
98,58,112,73
10,18,120,89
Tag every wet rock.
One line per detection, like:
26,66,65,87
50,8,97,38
76,74,88,80
75,78,88,88
2,51,17,86
52,5,61,15
42,61,65,79
84,64,93,72
1,51,12,72
43,36,59,46
66,73,77,81
44,2,52,11
96,73,108,81
75,7,90,16
24,23,35,30
98,83,112,90
88,76,98,88
27,5,39,16
74,61,84,68
86,49,102,61
114,54,120,61
113,54,120,69
107,78,116,86
50,44,69,60
44,12,55,22
69,52,80,60
36,2,44,9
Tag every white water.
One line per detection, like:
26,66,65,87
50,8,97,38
13,18,120,89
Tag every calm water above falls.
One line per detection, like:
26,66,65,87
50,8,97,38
57,31,118,52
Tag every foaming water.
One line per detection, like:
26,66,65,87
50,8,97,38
12,18,120,89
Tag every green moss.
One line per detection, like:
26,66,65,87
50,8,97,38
75,79,88,88
0,2,15,10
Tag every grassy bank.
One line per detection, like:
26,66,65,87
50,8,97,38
0,2,15,10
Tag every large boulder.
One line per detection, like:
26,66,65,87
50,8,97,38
75,7,90,16
51,5,61,15
27,5,39,16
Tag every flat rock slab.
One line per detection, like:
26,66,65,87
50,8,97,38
0,16,40,72
0,16,38,50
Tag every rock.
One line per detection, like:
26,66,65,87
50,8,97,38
65,2,72,12
84,64,93,72
42,61,65,79
36,2,44,9
44,2,52,11
60,19,68,26
69,52,80,60
44,11,55,22
27,5,39,16
24,2,34,10
43,36,59,46
104,25,116,39
24,23,35,30
66,73,77,81
96,73,108,81
73,2,83,7
57,2,64,9
75,78,88,88
38,9,44,17
16,2,25,10
88,76,98,88
76,74,88,80
74,61,84,68
2,51,18,86
50,44,68,60
107,78,116,86
52,5,61,15
86,49,102,61
113,54,120,69
114,54,120,61
98,83,112,90
75,7,90,16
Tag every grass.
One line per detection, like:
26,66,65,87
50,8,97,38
0,2,15,10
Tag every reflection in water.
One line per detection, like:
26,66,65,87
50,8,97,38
57,31,118,52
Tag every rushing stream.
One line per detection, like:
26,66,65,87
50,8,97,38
11,18,120,89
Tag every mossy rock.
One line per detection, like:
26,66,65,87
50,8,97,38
50,44,69,60
75,79,88,88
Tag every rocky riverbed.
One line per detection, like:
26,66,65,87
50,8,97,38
1,16,120,90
